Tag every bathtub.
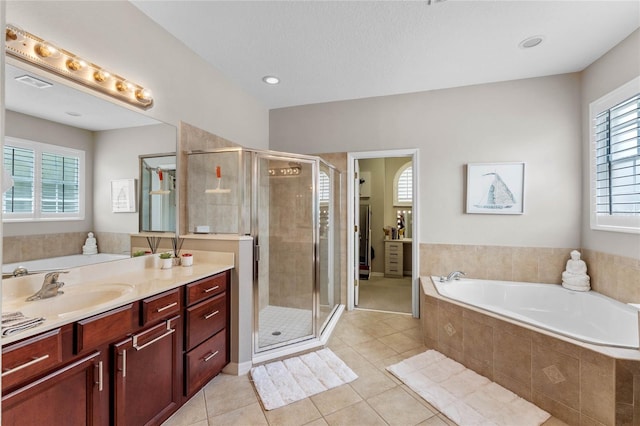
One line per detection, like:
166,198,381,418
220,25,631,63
3,254,130,276
430,276,639,349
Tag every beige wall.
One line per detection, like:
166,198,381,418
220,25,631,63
5,1,268,149
93,124,176,235
580,29,640,259
4,110,95,237
271,73,583,250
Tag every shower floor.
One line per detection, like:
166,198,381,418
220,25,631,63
258,305,313,347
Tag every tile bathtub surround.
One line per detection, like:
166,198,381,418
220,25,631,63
3,232,88,263
581,249,640,304
420,290,630,426
3,232,132,264
420,243,640,304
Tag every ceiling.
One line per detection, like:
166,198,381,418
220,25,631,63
132,0,640,110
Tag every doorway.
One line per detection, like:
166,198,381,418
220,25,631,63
347,149,419,317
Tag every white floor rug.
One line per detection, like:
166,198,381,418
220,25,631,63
387,350,551,426
250,348,358,411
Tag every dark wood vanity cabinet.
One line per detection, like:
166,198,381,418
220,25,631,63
184,273,230,397
2,350,105,425
1,270,231,425
113,315,182,426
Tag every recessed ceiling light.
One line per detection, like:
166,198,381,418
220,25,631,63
262,76,280,85
519,35,544,49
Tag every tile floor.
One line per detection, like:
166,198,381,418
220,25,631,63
162,309,568,426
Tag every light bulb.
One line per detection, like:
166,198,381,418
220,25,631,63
115,80,134,92
93,69,111,82
135,88,152,102
66,58,87,71
34,43,59,58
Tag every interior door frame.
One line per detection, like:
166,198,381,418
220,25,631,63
347,149,420,317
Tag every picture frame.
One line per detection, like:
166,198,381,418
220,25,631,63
466,162,525,215
111,178,137,213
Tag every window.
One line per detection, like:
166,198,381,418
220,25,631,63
590,76,640,233
3,137,84,221
319,171,330,202
393,162,413,206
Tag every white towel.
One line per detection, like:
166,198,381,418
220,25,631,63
2,311,45,337
387,350,551,426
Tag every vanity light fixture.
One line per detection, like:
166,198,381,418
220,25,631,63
268,166,302,177
4,24,154,110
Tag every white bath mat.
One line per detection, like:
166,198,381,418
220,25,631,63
250,348,358,410
387,350,551,426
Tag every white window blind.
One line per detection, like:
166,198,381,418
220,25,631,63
319,171,330,202
3,137,84,221
594,93,639,216
395,164,413,205
3,145,35,213
41,152,80,213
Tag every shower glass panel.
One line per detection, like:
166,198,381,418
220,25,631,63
186,148,342,358
318,161,339,332
255,153,316,351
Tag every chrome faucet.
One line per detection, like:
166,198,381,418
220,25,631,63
26,271,68,301
440,271,466,282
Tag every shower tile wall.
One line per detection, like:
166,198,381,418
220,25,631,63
268,161,314,310
178,121,240,236
419,243,640,304
187,152,242,234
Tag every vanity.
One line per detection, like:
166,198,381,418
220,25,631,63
1,252,233,425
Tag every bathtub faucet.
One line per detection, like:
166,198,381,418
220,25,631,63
26,271,68,301
440,271,466,282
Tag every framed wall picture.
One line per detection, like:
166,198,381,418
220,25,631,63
111,178,137,213
466,162,525,214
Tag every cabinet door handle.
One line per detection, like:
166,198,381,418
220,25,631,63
203,285,220,293
203,351,219,362
132,320,175,351
1,354,50,377
204,310,220,320
119,349,127,378
156,301,178,312
95,360,103,392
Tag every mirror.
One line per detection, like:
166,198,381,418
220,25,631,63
3,60,177,268
140,153,177,233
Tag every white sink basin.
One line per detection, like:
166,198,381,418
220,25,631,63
4,283,135,319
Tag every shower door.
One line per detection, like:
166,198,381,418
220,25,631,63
254,153,317,352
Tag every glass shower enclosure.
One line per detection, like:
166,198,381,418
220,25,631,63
186,148,342,356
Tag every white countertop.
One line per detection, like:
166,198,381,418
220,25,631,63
384,238,412,243
2,251,234,346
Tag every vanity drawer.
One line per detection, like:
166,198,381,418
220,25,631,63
186,272,228,306
185,292,226,351
141,288,181,326
1,328,63,392
76,304,135,353
185,330,226,396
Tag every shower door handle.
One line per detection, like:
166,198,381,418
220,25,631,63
254,244,260,262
